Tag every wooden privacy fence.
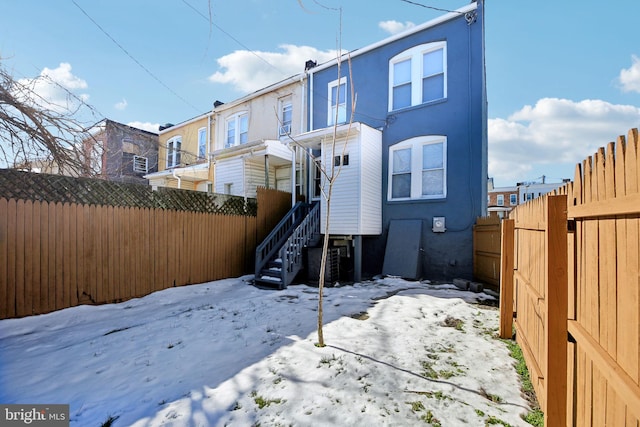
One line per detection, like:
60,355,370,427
500,128,640,426
0,186,292,320
472,215,501,290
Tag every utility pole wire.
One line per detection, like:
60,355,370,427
398,0,463,14
71,0,201,113
181,0,287,77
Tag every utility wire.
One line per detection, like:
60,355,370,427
180,0,288,77
398,0,463,14
71,0,201,113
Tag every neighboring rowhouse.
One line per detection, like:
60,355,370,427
293,1,486,281
18,119,159,184
144,112,213,191
487,178,518,218
210,76,305,199
91,119,159,184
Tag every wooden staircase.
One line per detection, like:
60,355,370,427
254,202,320,289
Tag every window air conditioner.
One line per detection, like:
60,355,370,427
279,124,291,136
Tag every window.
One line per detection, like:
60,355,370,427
133,155,148,173
226,113,248,148
334,154,349,167
166,136,181,168
279,99,292,136
389,42,447,111
388,136,446,200
328,77,347,126
510,194,517,205
497,194,504,206
198,127,206,159
311,149,322,199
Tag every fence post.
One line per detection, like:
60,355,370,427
499,218,515,339
545,195,568,427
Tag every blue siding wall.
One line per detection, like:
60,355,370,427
308,3,486,280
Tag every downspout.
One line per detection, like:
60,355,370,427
242,156,247,201
291,145,297,206
207,113,212,190
172,169,181,189
309,70,314,131
293,73,306,207
264,154,270,189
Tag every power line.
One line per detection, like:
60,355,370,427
71,0,201,113
180,0,287,77
398,0,464,14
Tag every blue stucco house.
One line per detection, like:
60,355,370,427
255,1,486,287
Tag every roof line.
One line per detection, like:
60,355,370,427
308,2,478,74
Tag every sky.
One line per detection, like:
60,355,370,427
1,0,640,187
0,275,532,426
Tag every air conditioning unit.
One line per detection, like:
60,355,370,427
278,124,291,136
133,155,148,173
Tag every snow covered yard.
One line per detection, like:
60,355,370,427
0,277,532,426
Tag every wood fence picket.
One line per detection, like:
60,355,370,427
500,128,640,426
0,187,291,319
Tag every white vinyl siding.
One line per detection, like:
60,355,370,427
214,156,280,199
215,157,244,196
320,124,382,235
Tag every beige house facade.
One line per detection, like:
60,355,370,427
148,74,307,200
145,113,213,191
210,75,305,199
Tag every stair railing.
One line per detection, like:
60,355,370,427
280,202,320,287
255,201,309,279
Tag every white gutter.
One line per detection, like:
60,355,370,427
208,113,213,188
309,71,314,131
214,72,305,113
172,169,181,189
158,111,211,136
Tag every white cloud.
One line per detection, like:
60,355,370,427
209,44,338,93
489,97,640,184
127,121,160,133
619,55,640,93
16,63,89,112
114,98,128,111
378,20,415,35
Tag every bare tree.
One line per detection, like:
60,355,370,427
283,53,356,347
0,61,102,176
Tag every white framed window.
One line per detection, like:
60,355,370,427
497,194,504,206
328,77,347,126
279,98,293,137
133,155,148,173
389,41,447,111
198,127,207,159
388,135,446,201
226,112,248,148
166,136,181,168
510,194,517,205
310,149,322,199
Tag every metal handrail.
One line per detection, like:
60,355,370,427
255,202,309,278
280,203,320,287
